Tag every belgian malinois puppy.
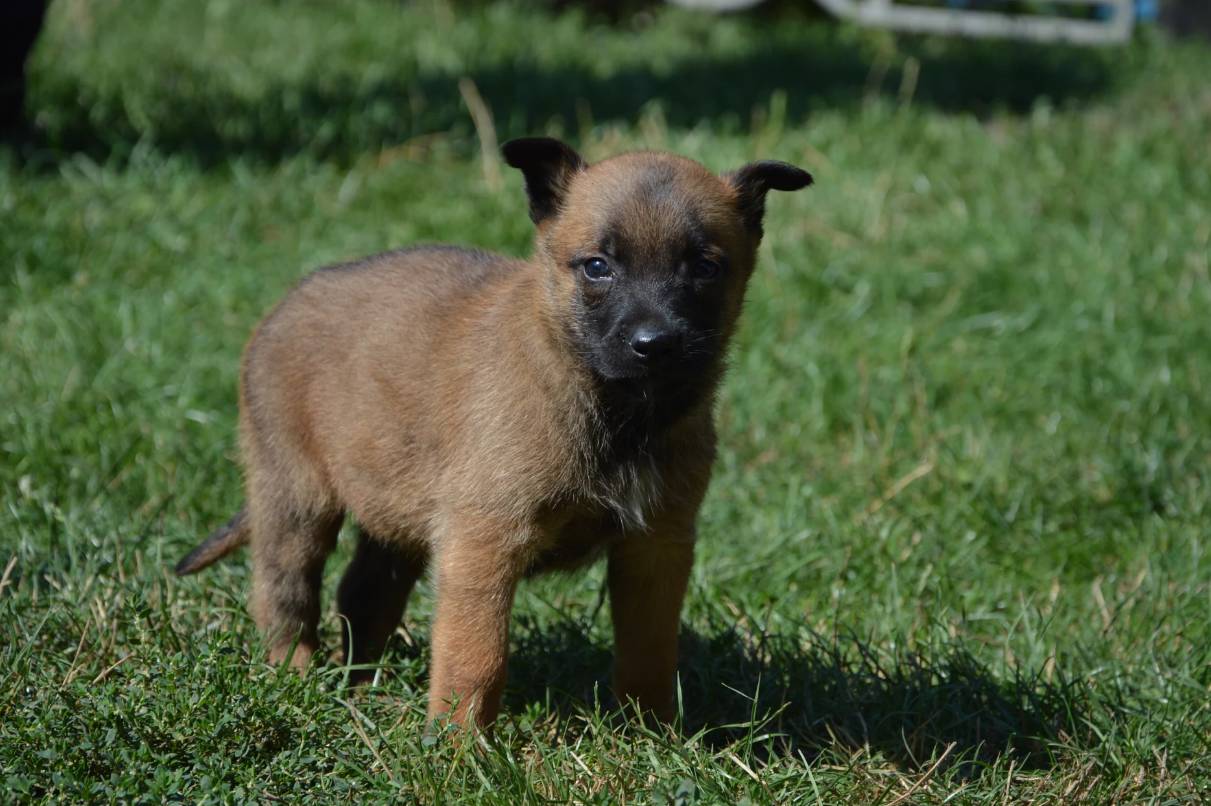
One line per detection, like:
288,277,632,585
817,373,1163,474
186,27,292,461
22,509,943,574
175,137,812,728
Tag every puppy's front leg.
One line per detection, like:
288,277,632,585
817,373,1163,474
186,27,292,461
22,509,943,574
427,519,526,729
608,534,695,723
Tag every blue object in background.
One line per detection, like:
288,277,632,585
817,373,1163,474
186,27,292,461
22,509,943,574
1090,1,1153,22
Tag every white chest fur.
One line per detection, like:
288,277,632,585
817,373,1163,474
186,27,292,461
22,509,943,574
591,456,663,533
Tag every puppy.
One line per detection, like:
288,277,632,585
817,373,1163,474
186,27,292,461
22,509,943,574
175,138,812,728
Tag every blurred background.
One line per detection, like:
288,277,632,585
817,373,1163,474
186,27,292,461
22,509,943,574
2,0,1210,159
1,1,1209,802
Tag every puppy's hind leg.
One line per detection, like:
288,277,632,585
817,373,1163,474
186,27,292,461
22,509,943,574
249,493,343,671
336,530,428,684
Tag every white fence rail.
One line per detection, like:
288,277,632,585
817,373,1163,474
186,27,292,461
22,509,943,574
814,0,1135,44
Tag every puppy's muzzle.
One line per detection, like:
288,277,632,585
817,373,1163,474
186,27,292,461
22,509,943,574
629,325,680,362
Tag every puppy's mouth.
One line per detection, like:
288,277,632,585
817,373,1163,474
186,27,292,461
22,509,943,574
591,355,718,437
590,350,708,386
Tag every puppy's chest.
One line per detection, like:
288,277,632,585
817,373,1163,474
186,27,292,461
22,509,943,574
585,454,663,533
529,457,664,574
552,395,671,532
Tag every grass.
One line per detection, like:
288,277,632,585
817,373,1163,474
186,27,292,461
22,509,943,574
2,0,1210,801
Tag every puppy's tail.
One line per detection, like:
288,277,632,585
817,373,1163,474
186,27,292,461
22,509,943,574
174,507,250,576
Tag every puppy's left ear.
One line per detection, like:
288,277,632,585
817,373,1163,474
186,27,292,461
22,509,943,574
724,161,813,234
501,137,587,226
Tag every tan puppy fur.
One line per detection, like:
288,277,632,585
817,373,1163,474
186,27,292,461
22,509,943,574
175,138,812,728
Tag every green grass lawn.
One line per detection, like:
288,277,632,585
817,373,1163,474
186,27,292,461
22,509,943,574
3,0,1210,801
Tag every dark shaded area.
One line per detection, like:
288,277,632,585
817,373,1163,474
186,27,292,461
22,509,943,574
0,0,47,132
11,28,1118,168
503,615,1107,771
1161,0,1211,40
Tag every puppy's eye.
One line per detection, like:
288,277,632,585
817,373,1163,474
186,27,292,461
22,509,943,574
691,259,720,281
582,257,613,281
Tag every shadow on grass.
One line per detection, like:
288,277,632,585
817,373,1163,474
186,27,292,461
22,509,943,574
503,616,1100,771
12,28,1119,167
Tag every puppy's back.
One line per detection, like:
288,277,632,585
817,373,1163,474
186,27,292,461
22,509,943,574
281,245,511,327
246,244,516,377
238,246,529,526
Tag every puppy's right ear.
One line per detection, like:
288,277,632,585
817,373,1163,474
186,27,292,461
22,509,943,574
501,137,586,225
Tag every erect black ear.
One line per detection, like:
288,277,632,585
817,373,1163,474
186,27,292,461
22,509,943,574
724,160,813,234
501,137,587,225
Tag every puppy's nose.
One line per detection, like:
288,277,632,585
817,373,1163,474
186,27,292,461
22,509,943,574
629,326,678,360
